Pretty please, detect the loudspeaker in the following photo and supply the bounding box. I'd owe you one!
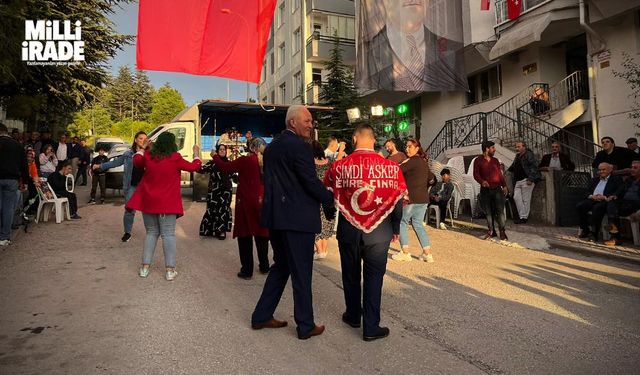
[193,172,209,202]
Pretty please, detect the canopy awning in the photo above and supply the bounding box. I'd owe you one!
[489,14,552,60]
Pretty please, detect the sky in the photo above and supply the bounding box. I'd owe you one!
[107,1,257,106]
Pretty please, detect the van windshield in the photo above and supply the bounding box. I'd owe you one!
[147,126,164,139]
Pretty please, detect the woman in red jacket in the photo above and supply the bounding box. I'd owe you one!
[213,137,269,280]
[126,132,202,281]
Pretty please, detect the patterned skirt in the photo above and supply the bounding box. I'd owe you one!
[315,208,335,241]
[199,187,233,236]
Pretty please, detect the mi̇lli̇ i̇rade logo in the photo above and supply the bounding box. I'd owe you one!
[22,20,85,66]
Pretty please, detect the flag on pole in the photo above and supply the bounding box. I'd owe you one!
[136,0,276,83]
[481,0,491,11]
[507,0,522,20]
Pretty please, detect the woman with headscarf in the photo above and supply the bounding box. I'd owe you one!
[392,138,436,263]
[198,144,233,239]
[212,137,270,280]
[126,132,202,281]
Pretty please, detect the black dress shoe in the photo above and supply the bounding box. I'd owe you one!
[363,327,390,342]
[237,272,252,280]
[578,230,592,239]
[342,313,360,328]
[259,267,270,275]
[298,325,325,340]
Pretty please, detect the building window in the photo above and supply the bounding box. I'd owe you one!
[279,82,286,104]
[293,27,301,54]
[277,2,285,28]
[293,71,301,98]
[466,65,502,105]
[270,52,275,74]
[278,42,286,67]
[312,68,322,83]
[292,0,300,13]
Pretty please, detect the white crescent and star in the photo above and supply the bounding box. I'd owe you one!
[351,185,385,216]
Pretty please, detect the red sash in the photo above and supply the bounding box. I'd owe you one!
[324,150,407,233]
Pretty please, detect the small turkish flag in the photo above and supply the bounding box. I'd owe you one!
[507,0,522,20]
[481,0,490,11]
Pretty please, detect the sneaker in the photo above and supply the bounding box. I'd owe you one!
[121,233,132,242]
[313,252,327,260]
[419,253,434,263]
[166,269,178,281]
[0,239,11,247]
[139,267,150,278]
[391,251,413,262]
[88,199,96,204]
[439,222,447,230]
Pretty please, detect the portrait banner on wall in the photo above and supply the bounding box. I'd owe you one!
[356,0,468,92]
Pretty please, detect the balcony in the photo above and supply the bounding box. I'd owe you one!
[305,81,324,105]
[305,32,356,64]
[495,0,552,25]
[305,0,355,16]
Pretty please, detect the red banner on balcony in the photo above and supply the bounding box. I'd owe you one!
[356,0,467,92]
[136,0,276,83]
[507,0,522,20]
[481,0,490,11]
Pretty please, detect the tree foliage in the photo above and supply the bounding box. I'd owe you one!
[0,0,133,130]
[66,102,113,138]
[106,66,153,122]
[148,84,186,126]
[111,118,154,139]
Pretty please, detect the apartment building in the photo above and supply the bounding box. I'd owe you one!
[257,0,356,105]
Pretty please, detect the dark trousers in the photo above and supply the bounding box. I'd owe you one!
[91,174,106,200]
[237,236,269,276]
[479,187,506,232]
[429,199,448,223]
[56,191,78,215]
[76,165,87,185]
[338,239,389,336]
[607,200,640,227]
[252,230,316,336]
[576,199,607,236]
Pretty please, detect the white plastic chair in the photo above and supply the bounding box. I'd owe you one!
[426,195,454,229]
[66,174,75,192]
[35,182,70,224]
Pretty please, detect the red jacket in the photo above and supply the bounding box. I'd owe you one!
[213,153,269,238]
[126,151,202,216]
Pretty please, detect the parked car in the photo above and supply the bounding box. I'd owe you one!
[92,137,126,159]
[104,143,130,191]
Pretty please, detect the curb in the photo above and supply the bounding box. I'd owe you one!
[547,238,640,265]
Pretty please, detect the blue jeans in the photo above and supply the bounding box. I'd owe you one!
[142,213,177,268]
[123,187,137,234]
[0,179,19,241]
[399,203,430,248]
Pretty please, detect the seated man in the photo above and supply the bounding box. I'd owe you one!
[539,142,575,171]
[604,160,640,245]
[575,163,621,240]
[46,160,81,220]
[529,86,550,115]
[429,168,454,230]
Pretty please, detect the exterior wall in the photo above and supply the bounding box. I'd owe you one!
[589,12,640,143]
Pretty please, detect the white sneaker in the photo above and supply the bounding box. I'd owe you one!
[314,252,327,260]
[391,251,413,262]
[0,240,10,246]
[139,267,150,278]
[165,269,178,281]
[419,253,434,263]
[439,222,447,230]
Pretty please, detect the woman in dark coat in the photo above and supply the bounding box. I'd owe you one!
[212,137,270,280]
[198,144,233,239]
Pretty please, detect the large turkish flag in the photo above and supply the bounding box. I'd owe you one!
[136,0,276,83]
[507,0,522,20]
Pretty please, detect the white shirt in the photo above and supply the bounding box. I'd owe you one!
[387,26,425,75]
[592,176,609,196]
[324,148,338,160]
[548,154,562,170]
[56,143,67,161]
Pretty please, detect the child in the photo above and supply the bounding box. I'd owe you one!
[89,147,109,204]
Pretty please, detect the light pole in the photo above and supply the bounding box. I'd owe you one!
[221,8,251,102]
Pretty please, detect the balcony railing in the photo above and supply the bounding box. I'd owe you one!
[305,32,356,64]
[305,81,325,105]
[495,0,552,24]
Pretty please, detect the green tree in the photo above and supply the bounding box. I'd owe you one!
[148,84,186,126]
[318,35,362,148]
[108,66,136,122]
[133,70,153,120]
[0,0,133,131]
[67,103,112,138]
[111,118,154,139]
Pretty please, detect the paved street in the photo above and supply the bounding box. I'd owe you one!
[1,187,639,375]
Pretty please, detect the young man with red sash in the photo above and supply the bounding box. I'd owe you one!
[324,124,407,341]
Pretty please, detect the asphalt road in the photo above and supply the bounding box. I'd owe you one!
[1,187,639,374]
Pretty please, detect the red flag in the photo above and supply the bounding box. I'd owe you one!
[507,0,522,20]
[136,0,276,83]
[481,0,490,11]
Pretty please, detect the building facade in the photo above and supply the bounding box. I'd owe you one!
[257,0,356,106]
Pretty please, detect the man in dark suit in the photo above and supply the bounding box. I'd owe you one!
[359,0,466,92]
[251,105,335,340]
[575,163,621,240]
[324,124,406,341]
[539,142,575,171]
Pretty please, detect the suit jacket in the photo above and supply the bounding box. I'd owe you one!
[362,26,466,92]
[612,178,640,201]
[261,130,334,233]
[539,153,575,171]
[586,175,622,199]
[336,200,403,246]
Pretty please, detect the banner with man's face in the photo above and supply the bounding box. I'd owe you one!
[356,0,467,92]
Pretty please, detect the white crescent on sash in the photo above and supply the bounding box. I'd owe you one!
[350,185,375,216]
